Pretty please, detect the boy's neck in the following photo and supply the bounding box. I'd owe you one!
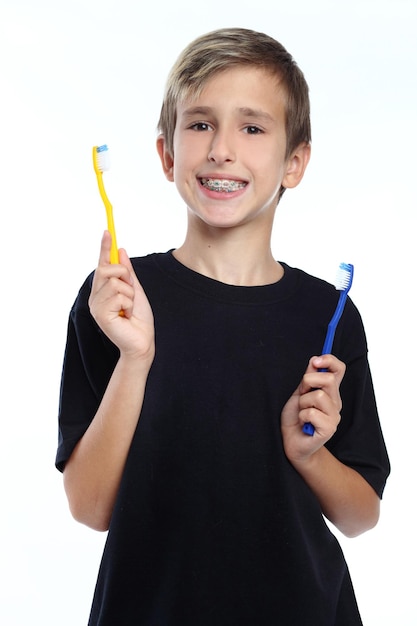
[173,226,283,287]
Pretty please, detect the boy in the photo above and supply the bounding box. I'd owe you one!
[56,28,390,625]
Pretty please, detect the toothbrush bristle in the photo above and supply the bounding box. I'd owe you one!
[334,262,354,291]
[95,144,110,172]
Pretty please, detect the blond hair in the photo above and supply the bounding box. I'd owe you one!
[157,27,311,161]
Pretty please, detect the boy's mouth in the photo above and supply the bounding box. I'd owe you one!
[200,178,247,193]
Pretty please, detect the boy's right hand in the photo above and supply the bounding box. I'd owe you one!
[89,231,155,362]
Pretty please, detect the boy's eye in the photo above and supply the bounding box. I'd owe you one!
[190,122,212,131]
[244,125,263,135]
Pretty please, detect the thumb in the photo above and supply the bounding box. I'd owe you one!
[118,247,134,273]
[118,248,140,290]
[118,248,152,315]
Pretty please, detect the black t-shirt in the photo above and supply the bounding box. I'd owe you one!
[56,252,390,626]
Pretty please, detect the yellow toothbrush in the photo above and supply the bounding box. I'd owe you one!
[92,144,119,264]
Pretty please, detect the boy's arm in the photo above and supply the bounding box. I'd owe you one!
[281,355,380,538]
[63,232,155,531]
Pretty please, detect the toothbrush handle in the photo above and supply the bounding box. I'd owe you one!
[96,172,119,264]
[302,290,348,436]
[321,291,347,355]
[95,171,124,316]
[105,201,119,265]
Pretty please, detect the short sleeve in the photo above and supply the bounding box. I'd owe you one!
[55,274,119,472]
[326,300,390,498]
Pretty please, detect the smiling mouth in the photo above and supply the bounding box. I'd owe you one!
[200,178,247,193]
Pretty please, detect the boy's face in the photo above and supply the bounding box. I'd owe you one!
[157,66,309,232]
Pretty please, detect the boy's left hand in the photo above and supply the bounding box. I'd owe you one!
[281,355,346,463]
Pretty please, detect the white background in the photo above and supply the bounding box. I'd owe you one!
[1,0,416,623]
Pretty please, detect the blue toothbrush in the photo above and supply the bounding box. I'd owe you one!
[303,262,354,436]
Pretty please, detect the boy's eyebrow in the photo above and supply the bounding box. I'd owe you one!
[237,107,275,123]
[181,106,213,119]
[181,106,275,123]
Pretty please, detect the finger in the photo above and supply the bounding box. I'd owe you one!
[90,264,133,314]
[118,248,135,275]
[118,248,147,297]
[299,385,342,424]
[94,242,133,286]
[302,370,337,391]
[119,248,148,287]
[300,356,345,390]
[299,406,340,438]
[299,386,340,414]
[98,230,113,266]
[300,397,341,426]
[117,249,155,326]
[90,277,135,321]
[301,371,343,411]
[311,354,346,378]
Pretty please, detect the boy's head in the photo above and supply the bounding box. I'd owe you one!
[157,27,311,163]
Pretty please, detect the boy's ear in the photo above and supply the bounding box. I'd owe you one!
[156,134,174,182]
[281,142,311,190]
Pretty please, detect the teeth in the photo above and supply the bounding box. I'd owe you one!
[201,178,246,192]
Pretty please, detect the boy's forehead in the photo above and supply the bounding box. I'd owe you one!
[179,65,287,107]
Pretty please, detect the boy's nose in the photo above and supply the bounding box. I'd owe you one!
[207,131,235,163]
